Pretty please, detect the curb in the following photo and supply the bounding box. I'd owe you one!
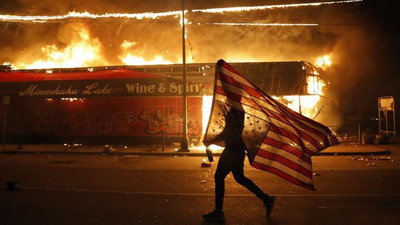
[0,149,391,156]
[315,149,391,156]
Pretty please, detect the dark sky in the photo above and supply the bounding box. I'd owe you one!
[0,0,399,127]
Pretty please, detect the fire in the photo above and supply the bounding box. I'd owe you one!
[198,22,319,27]
[119,40,173,65]
[202,95,213,134]
[18,25,108,69]
[315,55,332,70]
[14,26,177,69]
[307,73,324,95]
[0,0,363,23]
[192,0,362,13]
[0,11,180,22]
[121,55,173,65]
[274,95,321,119]
[2,1,360,69]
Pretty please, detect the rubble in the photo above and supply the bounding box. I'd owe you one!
[6,181,20,190]
[348,156,393,162]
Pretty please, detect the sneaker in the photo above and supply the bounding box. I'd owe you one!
[202,210,225,222]
[263,196,275,217]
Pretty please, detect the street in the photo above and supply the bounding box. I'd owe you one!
[1,145,400,225]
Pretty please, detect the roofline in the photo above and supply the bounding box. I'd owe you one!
[1,61,313,73]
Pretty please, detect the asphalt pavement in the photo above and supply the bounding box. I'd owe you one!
[1,143,399,225]
[1,144,399,225]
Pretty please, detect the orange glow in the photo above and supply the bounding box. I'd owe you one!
[121,54,173,65]
[273,95,321,119]
[307,74,324,95]
[17,25,107,69]
[0,1,362,23]
[202,95,213,134]
[0,11,180,22]
[315,55,332,70]
[119,40,173,65]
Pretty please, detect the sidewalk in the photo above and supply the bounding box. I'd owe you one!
[0,142,392,156]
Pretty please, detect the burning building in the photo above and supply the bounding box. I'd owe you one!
[0,61,326,146]
[1,0,360,146]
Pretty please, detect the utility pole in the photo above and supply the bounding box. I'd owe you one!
[179,0,189,152]
[2,96,10,150]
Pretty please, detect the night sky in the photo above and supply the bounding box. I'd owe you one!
[0,0,399,129]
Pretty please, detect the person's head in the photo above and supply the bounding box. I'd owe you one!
[224,107,244,136]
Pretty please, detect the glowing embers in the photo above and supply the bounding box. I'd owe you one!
[46,98,86,102]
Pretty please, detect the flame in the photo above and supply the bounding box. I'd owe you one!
[121,55,173,65]
[315,55,332,70]
[273,95,321,118]
[197,22,319,27]
[119,40,173,65]
[18,25,107,69]
[0,10,180,22]
[202,95,213,134]
[192,0,362,13]
[0,0,362,23]
[271,70,325,118]
[307,74,324,95]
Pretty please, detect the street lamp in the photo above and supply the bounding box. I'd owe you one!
[179,0,189,152]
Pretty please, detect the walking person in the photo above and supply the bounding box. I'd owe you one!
[202,108,275,222]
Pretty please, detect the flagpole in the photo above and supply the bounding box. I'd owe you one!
[179,0,189,152]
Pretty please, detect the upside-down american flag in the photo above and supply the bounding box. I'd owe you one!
[203,59,339,190]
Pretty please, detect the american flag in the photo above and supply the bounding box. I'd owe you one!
[203,59,338,190]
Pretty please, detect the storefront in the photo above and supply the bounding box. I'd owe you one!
[0,68,207,145]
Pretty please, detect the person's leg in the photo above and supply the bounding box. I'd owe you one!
[214,159,230,212]
[232,166,275,217]
[232,166,269,200]
[203,155,230,222]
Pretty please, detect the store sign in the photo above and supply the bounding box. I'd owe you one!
[379,96,395,111]
[1,78,210,98]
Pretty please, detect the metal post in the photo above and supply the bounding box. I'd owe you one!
[393,101,396,140]
[2,103,7,150]
[385,111,389,135]
[179,0,189,152]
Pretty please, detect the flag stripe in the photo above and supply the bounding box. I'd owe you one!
[215,94,270,122]
[217,73,328,149]
[219,67,335,144]
[262,137,311,163]
[252,159,314,190]
[256,148,312,178]
[264,105,329,143]
[264,131,305,157]
[269,124,315,156]
[216,84,321,154]
[216,86,263,112]
[252,156,312,184]
[204,59,338,190]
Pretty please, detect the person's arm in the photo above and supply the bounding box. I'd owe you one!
[203,130,225,147]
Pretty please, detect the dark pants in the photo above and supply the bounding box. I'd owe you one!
[214,151,268,212]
